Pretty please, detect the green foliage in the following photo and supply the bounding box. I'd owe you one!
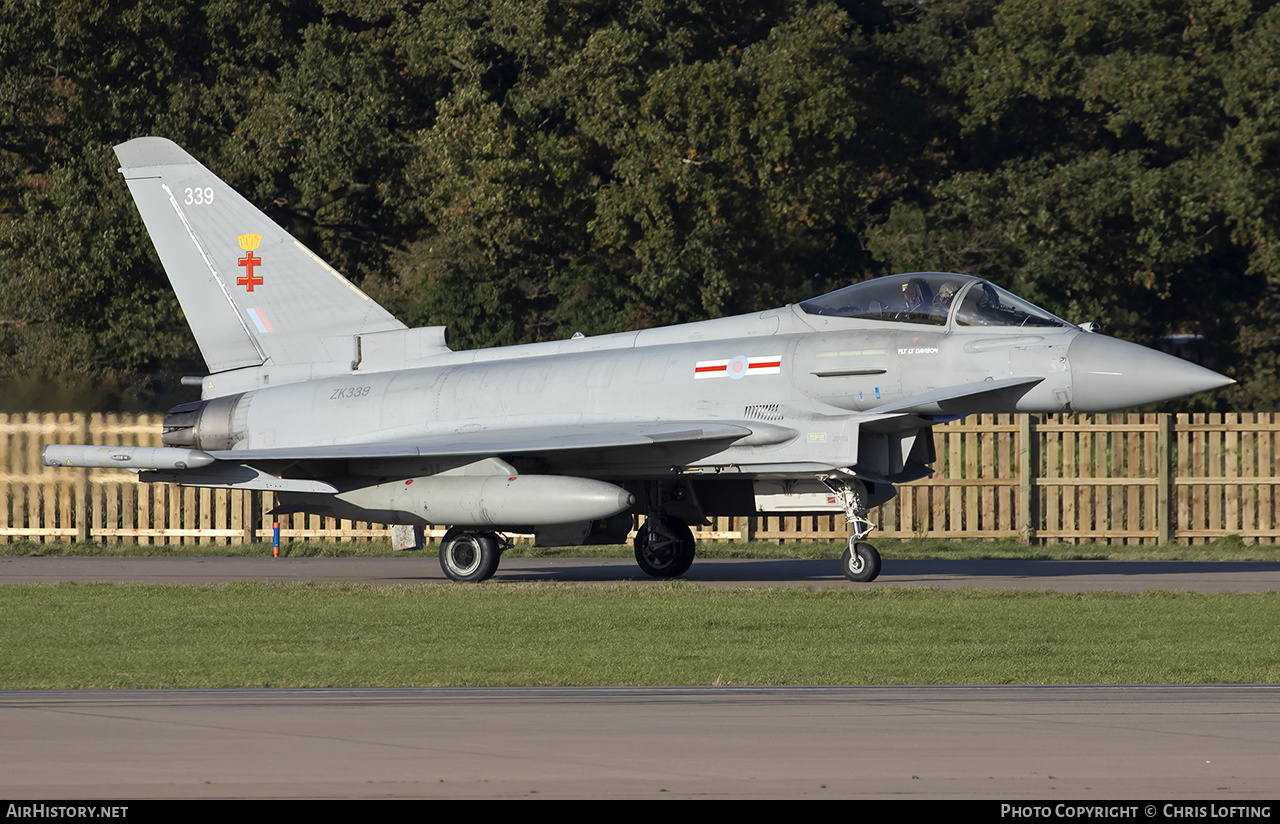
[870,0,1280,409]
[0,0,1270,409]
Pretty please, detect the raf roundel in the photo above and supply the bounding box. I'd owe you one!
[693,355,783,380]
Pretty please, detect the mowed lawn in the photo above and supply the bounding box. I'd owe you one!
[2,582,1277,688]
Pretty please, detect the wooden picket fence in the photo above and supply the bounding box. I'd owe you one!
[3,412,1277,545]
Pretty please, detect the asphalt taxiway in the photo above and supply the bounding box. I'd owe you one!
[3,686,1280,799]
[3,555,1280,591]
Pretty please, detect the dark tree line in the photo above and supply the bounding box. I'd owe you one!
[2,0,1275,410]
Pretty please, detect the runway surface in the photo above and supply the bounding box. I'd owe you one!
[6,557,1278,799]
[4,555,1280,591]
[3,686,1280,799]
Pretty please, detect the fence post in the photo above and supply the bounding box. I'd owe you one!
[1019,414,1036,544]
[240,489,260,545]
[76,413,90,544]
[1158,412,1172,545]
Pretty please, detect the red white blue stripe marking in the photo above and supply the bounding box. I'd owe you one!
[694,355,782,380]
[246,307,275,334]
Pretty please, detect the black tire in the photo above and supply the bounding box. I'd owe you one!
[842,541,882,582]
[633,516,696,578]
[439,530,501,582]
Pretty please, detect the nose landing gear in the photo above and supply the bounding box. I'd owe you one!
[842,540,882,582]
[821,477,883,583]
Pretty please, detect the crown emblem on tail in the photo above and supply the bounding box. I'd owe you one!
[237,233,262,251]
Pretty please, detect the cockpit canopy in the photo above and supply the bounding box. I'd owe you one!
[799,273,1071,329]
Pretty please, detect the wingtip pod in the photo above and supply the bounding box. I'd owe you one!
[42,445,216,470]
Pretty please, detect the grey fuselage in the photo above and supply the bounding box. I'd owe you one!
[182,298,1084,485]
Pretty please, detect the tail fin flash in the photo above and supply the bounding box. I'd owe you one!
[114,137,405,375]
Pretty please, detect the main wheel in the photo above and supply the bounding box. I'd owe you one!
[633,516,696,578]
[842,541,882,582]
[439,530,501,582]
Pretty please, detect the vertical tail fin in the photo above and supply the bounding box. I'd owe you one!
[114,137,404,375]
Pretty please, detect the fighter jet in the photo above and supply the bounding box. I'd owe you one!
[43,137,1234,582]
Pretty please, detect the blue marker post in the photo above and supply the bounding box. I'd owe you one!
[273,521,280,558]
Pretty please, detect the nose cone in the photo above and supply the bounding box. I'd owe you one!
[1068,333,1234,411]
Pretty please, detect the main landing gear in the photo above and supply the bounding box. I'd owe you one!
[632,480,700,579]
[438,528,510,582]
[633,515,696,578]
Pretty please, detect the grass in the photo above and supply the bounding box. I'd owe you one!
[4,536,1277,690]
[3,534,1279,561]
[1,582,1278,688]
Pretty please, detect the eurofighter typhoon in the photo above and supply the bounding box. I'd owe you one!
[43,138,1234,582]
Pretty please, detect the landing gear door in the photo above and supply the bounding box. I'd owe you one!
[752,480,844,512]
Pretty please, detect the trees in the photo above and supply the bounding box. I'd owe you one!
[0,0,1265,409]
[871,0,1280,408]
[381,1,907,343]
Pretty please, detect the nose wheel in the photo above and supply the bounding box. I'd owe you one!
[842,540,881,582]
